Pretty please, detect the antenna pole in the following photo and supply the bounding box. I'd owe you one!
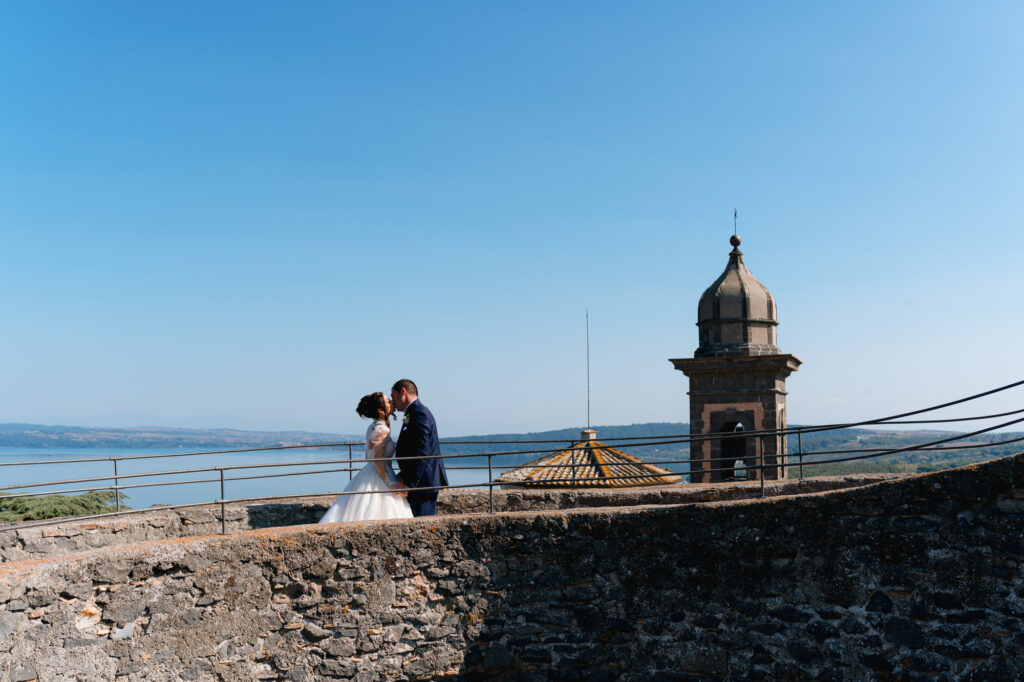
[586,309,591,430]
[733,208,738,236]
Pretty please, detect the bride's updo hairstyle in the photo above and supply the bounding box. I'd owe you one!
[356,392,390,422]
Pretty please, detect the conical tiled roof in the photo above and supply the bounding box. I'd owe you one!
[495,430,683,488]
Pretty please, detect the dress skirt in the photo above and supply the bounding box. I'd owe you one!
[318,463,413,523]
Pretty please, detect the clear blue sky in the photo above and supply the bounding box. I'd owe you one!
[2,2,1022,435]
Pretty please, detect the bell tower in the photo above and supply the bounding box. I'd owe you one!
[670,234,801,483]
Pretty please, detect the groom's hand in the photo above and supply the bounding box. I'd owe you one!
[390,481,409,497]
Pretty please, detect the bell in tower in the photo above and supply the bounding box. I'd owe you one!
[670,234,801,483]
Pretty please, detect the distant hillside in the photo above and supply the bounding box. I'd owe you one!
[789,427,1024,475]
[0,421,1019,476]
[0,423,359,449]
[441,423,1024,476]
[440,423,689,468]
[447,422,689,442]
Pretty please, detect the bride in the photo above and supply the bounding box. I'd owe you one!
[318,392,412,523]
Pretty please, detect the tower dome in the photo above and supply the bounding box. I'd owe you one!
[695,235,780,357]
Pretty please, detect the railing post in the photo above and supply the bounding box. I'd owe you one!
[348,445,354,481]
[759,435,766,498]
[112,458,121,512]
[487,454,494,514]
[798,430,804,482]
[571,446,577,489]
[219,468,226,535]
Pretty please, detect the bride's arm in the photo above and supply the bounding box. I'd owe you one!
[368,428,406,492]
[367,431,391,482]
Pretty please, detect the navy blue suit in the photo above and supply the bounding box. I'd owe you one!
[395,400,448,517]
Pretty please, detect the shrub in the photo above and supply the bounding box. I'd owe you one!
[0,491,129,522]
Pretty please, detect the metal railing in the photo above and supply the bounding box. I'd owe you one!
[1,379,1022,532]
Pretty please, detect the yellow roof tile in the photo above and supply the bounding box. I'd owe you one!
[495,438,682,488]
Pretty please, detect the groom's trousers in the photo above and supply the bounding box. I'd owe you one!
[408,495,437,518]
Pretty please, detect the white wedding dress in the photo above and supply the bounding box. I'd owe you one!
[318,419,413,523]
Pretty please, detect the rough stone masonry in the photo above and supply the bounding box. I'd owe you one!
[0,456,1021,681]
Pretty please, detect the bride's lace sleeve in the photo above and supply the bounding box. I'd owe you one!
[367,421,390,458]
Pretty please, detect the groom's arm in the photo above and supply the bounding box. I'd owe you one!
[408,410,435,490]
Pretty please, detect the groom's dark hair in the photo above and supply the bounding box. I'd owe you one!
[392,379,418,396]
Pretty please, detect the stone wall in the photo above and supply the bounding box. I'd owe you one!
[0,457,1021,681]
[0,475,893,562]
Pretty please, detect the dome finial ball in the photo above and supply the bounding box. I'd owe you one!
[730,234,741,247]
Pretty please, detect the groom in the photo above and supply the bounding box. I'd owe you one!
[391,379,448,517]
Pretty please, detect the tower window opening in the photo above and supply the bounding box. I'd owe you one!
[718,421,746,482]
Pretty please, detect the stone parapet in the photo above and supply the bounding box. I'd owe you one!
[0,475,898,562]
[0,456,1020,680]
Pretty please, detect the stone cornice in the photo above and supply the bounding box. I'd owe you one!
[669,353,802,378]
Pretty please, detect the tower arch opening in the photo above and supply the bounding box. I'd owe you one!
[718,420,748,481]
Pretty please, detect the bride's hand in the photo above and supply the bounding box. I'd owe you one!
[390,481,408,497]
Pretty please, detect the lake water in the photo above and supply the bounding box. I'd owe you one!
[0,447,491,510]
